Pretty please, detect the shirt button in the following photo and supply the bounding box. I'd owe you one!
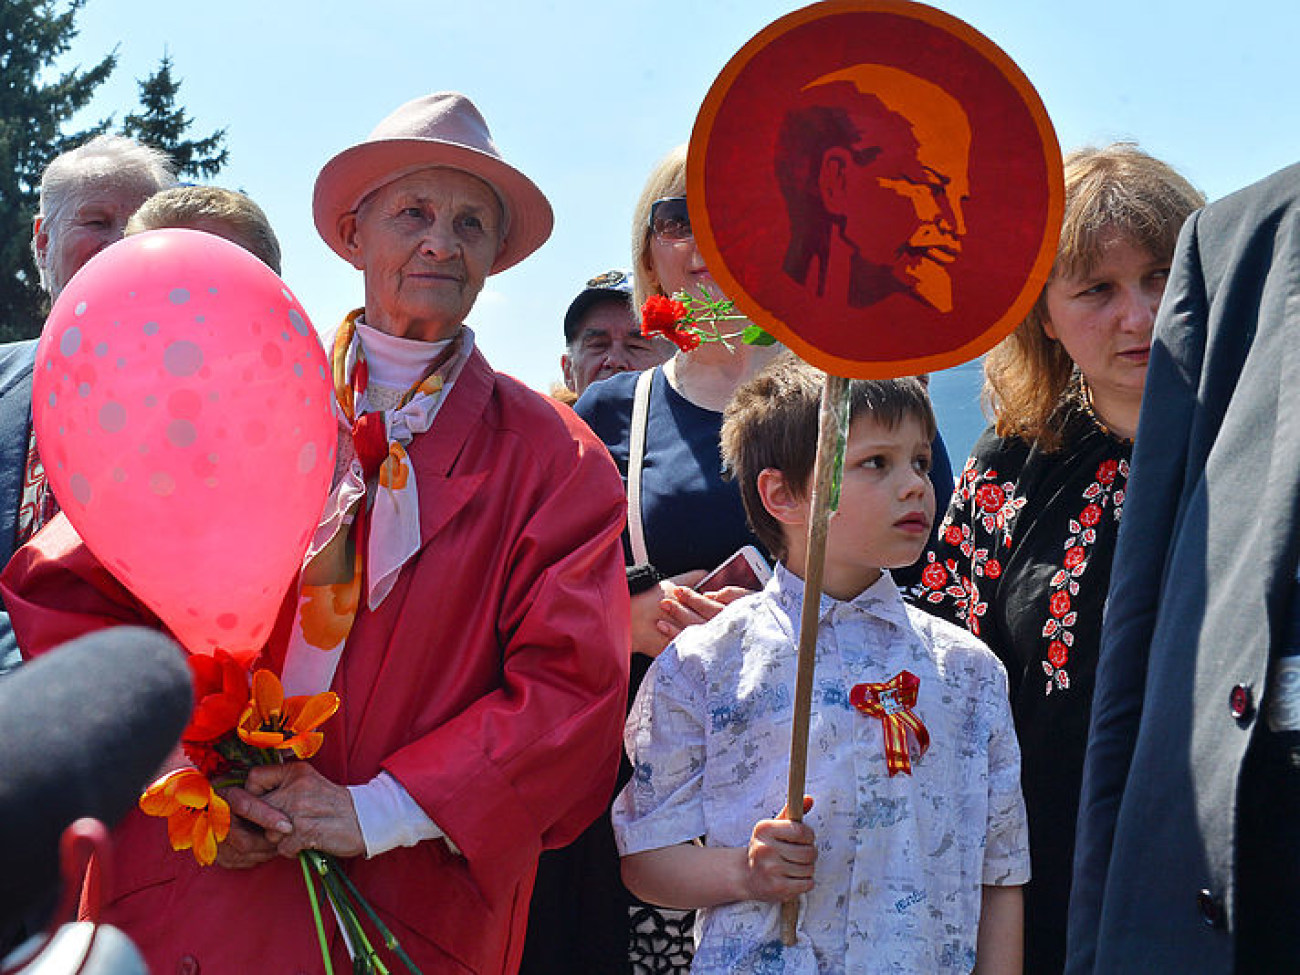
[1197,888,1224,928]
[1229,684,1254,721]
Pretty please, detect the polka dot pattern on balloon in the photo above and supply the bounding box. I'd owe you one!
[33,228,337,658]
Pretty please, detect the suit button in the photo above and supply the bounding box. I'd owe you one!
[1230,684,1254,721]
[1197,888,1224,928]
[177,955,200,975]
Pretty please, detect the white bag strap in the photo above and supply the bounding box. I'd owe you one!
[626,368,655,566]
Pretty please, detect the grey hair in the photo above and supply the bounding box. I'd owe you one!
[33,135,178,289]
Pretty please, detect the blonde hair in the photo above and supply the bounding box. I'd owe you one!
[630,144,688,315]
[126,186,282,275]
[984,143,1204,449]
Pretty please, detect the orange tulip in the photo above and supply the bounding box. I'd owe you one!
[139,768,231,866]
[237,669,340,759]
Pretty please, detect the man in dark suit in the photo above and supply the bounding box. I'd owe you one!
[0,135,174,673]
[1068,162,1300,973]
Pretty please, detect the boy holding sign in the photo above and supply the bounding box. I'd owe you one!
[612,356,1027,973]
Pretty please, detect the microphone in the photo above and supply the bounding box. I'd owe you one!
[0,627,193,926]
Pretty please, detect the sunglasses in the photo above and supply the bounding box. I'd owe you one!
[648,197,692,242]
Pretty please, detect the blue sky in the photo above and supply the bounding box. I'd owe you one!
[64,0,1300,452]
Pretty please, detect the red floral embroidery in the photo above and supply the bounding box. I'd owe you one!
[1049,591,1071,617]
[923,441,1129,700]
[975,484,1005,512]
[921,562,947,590]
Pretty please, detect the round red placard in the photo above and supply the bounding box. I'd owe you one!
[689,0,1063,378]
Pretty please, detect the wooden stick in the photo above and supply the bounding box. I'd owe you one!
[780,374,849,945]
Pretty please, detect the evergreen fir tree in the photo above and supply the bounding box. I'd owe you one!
[122,53,228,180]
[0,0,115,341]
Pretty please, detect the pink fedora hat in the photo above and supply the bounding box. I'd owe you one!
[313,91,553,274]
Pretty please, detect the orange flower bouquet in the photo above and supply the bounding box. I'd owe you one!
[140,651,420,975]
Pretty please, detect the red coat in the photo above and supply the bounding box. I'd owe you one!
[1,348,631,975]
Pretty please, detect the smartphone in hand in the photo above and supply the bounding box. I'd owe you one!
[697,545,772,594]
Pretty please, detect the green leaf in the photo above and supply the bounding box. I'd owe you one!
[742,324,777,347]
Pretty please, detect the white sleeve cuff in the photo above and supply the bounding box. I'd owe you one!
[347,772,460,858]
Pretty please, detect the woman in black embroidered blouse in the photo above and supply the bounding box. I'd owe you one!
[912,145,1204,974]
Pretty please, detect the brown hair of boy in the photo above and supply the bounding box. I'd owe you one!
[721,353,935,561]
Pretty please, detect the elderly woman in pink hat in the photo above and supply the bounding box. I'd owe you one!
[3,92,631,975]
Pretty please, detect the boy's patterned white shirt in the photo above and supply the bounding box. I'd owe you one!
[612,565,1029,975]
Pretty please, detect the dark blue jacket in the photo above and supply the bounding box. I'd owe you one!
[0,340,38,674]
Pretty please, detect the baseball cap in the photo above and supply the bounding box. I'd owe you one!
[563,269,634,343]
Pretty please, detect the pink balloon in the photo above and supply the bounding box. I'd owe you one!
[33,229,337,659]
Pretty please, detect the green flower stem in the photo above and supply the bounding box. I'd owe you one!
[326,853,424,975]
[308,851,390,975]
[300,853,335,975]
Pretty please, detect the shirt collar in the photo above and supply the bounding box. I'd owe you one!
[771,561,911,629]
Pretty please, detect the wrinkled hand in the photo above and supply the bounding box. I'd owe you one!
[744,797,817,902]
[241,762,366,859]
[215,785,290,870]
[630,570,707,658]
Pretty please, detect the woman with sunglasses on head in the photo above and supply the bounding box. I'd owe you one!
[520,145,781,975]
[579,145,785,666]
[911,144,1203,974]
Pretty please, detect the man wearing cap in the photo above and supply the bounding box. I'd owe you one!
[3,92,630,975]
[561,269,670,398]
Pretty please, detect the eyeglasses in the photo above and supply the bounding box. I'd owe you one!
[648,197,692,242]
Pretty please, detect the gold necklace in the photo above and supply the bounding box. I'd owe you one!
[1079,378,1134,445]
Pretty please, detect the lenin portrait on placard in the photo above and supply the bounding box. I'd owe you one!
[689,3,1061,379]
[776,66,971,315]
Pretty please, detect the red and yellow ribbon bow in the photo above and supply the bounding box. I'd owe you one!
[850,670,930,776]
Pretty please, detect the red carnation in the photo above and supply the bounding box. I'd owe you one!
[668,328,701,352]
[1079,503,1103,527]
[640,295,688,338]
[975,484,1005,512]
[921,562,948,590]
[1050,591,1072,617]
